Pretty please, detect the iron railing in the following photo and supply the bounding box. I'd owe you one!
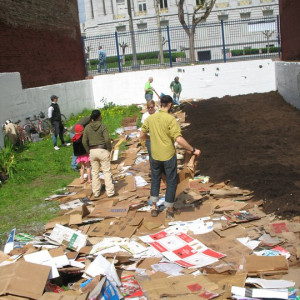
[82,16,280,75]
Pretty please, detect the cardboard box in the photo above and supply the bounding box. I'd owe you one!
[245,255,289,276]
[0,260,51,299]
[49,224,87,251]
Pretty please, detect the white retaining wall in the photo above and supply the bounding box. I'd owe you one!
[0,73,94,147]
[92,59,276,106]
[0,59,277,147]
[275,61,300,110]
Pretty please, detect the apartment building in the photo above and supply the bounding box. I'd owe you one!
[83,0,278,36]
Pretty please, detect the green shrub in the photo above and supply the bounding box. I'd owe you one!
[231,49,244,57]
[244,48,259,55]
[90,51,186,66]
[0,142,17,181]
[262,46,279,54]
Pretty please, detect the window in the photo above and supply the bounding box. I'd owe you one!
[197,50,211,61]
[137,23,147,29]
[160,20,169,27]
[116,25,126,32]
[160,0,168,9]
[263,9,273,17]
[240,12,251,19]
[218,14,228,21]
[138,0,147,12]
[116,0,124,3]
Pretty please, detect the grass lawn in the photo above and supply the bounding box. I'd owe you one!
[0,104,141,247]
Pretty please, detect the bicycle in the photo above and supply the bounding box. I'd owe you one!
[23,116,39,141]
[33,112,52,136]
[23,112,55,139]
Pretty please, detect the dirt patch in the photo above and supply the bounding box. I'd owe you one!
[182,91,300,219]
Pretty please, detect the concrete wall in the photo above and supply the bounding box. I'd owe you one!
[92,59,276,107]
[0,73,94,147]
[0,59,277,147]
[279,0,300,61]
[0,0,86,88]
[275,62,300,110]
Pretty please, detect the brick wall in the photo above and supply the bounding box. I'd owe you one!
[0,0,86,88]
[279,0,300,61]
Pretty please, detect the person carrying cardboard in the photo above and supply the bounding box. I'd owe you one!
[140,95,200,219]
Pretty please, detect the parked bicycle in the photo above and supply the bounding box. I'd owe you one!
[23,112,55,139]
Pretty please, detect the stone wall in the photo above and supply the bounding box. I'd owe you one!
[0,0,86,88]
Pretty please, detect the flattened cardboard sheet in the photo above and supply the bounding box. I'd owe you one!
[0,260,50,299]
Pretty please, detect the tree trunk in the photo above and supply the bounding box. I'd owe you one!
[122,49,126,64]
[189,26,196,64]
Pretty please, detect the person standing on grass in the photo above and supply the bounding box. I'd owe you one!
[140,95,201,219]
[144,77,155,101]
[71,124,92,184]
[82,110,115,198]
[98,46,108,74]
[69,116,90,171]
[48,95,70,151]
[170,76,182,106]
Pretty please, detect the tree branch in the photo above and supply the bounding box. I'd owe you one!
[193,0,216,26]
[178,0,190,37]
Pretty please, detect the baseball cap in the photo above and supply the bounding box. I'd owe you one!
[50,95,58,101]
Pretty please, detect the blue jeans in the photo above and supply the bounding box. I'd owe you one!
[149,154,177,208]
[145,93,153,101]
[146,139,151,157]
[173,94,180,106]
[98,61,108,73]
[52,121,64,146]
[69,132,77,169]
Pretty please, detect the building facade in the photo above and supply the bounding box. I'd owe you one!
[83,0,278,36]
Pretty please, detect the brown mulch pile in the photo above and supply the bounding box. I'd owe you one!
[182,91,300,219]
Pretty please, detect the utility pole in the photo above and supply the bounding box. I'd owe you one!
[127,0,139,69]
[155,0,164,64]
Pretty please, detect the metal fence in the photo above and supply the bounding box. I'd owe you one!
[82,16,280,75]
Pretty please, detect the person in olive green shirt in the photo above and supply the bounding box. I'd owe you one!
[170,76,182,106]
[82,110,115,198]
[144,77,154,101]
[140,95,200,219]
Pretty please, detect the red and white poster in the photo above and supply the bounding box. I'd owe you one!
[140,228,225,268]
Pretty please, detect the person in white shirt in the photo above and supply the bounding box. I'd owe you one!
[141,100,156,156]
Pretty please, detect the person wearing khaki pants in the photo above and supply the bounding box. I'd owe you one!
[82,110,115,198]
[89,148,114,197]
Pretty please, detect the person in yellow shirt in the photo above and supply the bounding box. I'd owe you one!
[140,95,200,219]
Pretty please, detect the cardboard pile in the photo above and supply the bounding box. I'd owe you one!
[1,106,300,300]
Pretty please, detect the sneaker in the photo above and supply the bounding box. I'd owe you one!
[151,209,159,217]
[108,192,119,198]
[54,146,60,151]
[166,209,175,219]
[62,143,71,147]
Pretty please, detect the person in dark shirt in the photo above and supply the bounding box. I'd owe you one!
[71,124,91,184]
[69,116,90,170]
[47,95,70,150]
